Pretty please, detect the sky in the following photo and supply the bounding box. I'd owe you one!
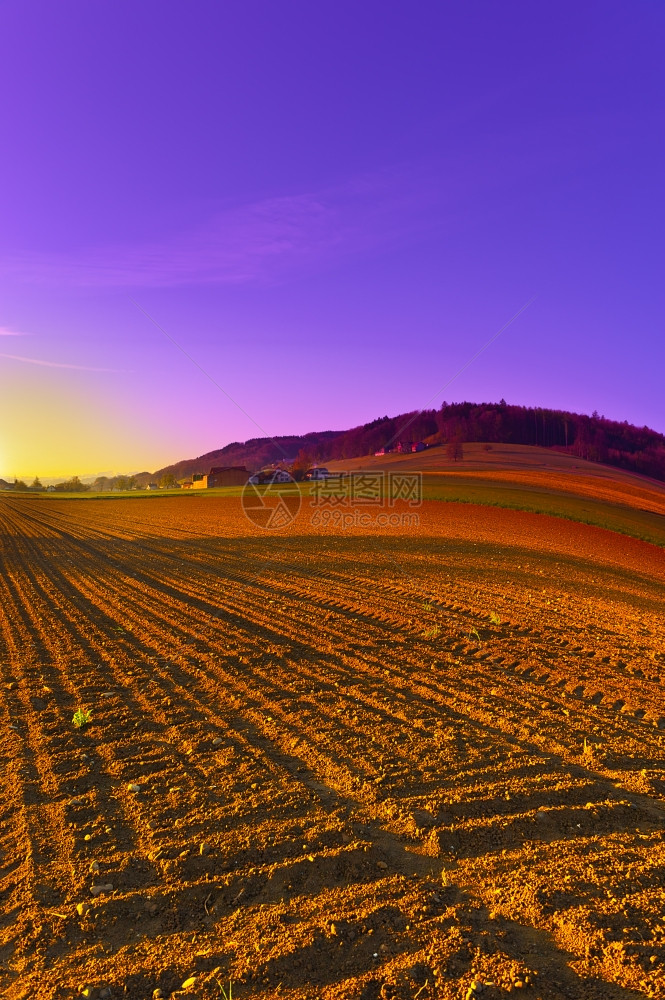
[1,0,663,478]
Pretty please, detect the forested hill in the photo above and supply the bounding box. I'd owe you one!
[154,402,665,483]
[153,431,341,483]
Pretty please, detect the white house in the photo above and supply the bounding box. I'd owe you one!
[249,469,292,485]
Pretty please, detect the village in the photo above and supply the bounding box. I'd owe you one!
[174,441,428,489]
[1,442,429,493]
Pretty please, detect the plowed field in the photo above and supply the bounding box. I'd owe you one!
[1,495,664,1000]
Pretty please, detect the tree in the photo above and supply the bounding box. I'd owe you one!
[54,476,89,492]
[31,477,42,489]
[159,473,177,489]
[115,476,129,491]
[446,438,464,462]
[13,478,28,491]
[290,448,313,481]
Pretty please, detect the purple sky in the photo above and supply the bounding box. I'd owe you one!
[1,1,663,476]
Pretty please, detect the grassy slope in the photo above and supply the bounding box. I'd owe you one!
[420,479,665,547]
[332,442,665,547]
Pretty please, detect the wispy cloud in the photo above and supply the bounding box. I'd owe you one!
[0,169,443,289]
[0,353,128,372]
[0,325,28,336]
[0,123,619,292]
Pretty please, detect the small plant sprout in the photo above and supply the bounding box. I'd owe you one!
[72,707,92,728]
[423,602,433,612]
[468,627,481,644]
[489,610,501,625]
[423,625,440,639]
[215,980,233,1000]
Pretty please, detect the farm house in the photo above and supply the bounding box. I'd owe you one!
[190,466,250,488]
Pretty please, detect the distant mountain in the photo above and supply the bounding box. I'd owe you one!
[154,431,341,481]
[154,402,665,484]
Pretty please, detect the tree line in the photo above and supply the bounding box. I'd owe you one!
[291,401,665,482]
[8,476,91,492]
[91,473,178,491]
[8,473,180,492]
[11,401,665,492]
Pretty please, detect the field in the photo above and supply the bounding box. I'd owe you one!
[1,478,664,1000]
[330,444,665,548]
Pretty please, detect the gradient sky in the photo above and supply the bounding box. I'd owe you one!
[1,1,663,478]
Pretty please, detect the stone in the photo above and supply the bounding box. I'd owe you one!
[153,991,164,999]
[376,860,388,870]
[127,783,141,793]
[181,976,197,990]
[412,808,436,830]
[200,841,210,855]
[89,860,100,873]
[212,737,224,746]
[90,883,113,896]
[76,902,91,917]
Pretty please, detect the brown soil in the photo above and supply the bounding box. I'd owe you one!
[330,442,665,516]
[0,495,664,1000]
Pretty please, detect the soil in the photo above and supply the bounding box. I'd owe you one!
[0,494,664,1000]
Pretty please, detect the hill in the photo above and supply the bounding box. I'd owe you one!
[154,430,341,482]
[153,401,665,483]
